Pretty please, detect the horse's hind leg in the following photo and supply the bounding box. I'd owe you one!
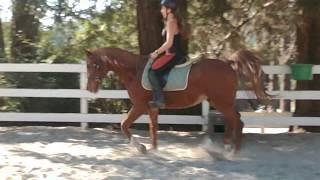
[223,110,244,151]
[208,101,233,150]
[223,123,233,150]
[209,100,244,151]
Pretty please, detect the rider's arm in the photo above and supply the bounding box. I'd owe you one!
[155,17,175,54]
[151,14,177,58]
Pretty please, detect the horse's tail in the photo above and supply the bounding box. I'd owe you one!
[227,49,272,102]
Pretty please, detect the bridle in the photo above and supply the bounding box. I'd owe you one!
[87,62,105,83]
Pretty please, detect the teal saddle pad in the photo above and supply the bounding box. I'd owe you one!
[142,59,192,91]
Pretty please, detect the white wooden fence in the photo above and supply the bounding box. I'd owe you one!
[0,63,319,129]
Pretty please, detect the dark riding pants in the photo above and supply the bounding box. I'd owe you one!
[148,55,186,107]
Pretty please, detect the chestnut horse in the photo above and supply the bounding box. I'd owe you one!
[85,47,270,153]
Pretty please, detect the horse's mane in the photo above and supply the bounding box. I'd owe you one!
[93,47,148,73]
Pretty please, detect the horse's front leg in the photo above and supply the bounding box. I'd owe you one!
[148,107,159,150]
[121,105,146,153]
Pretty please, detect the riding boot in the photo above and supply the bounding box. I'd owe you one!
[148,69,165,108]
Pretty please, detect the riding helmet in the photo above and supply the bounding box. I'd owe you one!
[161,0,177,10]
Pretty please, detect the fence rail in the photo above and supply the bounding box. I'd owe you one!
[0,63,319,128]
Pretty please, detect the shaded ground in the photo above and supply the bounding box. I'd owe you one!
[0,126,319,179]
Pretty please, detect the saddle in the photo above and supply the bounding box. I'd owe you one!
[141,59,197,91]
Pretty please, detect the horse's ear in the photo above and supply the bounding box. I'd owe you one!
[84,49,92,56]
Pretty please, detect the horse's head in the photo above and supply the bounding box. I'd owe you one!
[85,47,144,93]
[85,49,111,93]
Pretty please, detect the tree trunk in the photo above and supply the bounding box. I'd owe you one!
[54,0,65,24]
[136,0,163,55]
[0,18,5,58]
[136,0,188,55]
[295,3,320,131]
[11,0,41,62]
[10,0,43,113]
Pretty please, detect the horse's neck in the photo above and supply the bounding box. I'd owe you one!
[102,48,147,85]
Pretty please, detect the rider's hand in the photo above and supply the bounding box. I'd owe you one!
[150,52,158,60]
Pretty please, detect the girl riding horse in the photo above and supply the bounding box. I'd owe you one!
[148,0,187,108]
[85,0,271,154]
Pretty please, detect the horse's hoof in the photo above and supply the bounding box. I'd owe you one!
[138,144,147,154]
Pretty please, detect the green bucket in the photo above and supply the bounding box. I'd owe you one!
[290,64,313,80]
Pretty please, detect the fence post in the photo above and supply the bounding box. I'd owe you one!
[201,100,209,131]
[80,63,88,129]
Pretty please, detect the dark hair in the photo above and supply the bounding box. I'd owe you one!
[161,0,189,39]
